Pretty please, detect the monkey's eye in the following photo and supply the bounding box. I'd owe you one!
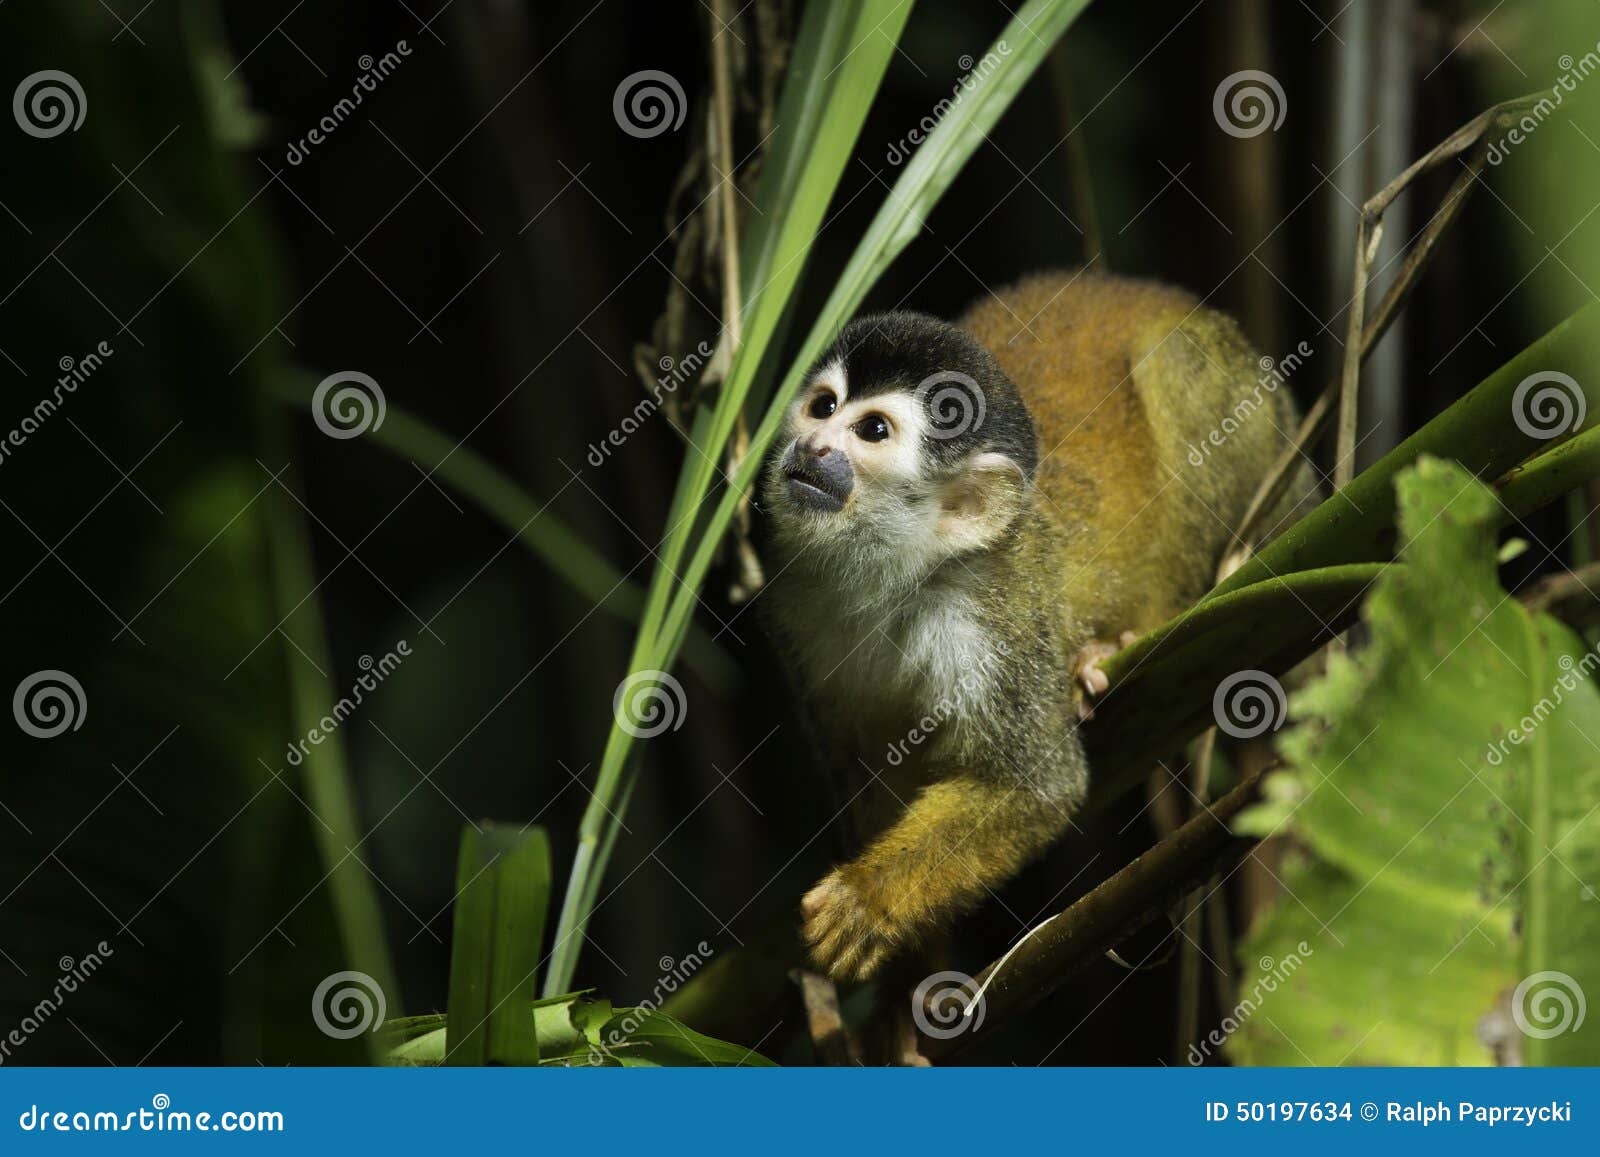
[808,392,837,419]
[855,414,890,443]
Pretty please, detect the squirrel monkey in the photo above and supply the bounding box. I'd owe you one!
[761,270,1316,982]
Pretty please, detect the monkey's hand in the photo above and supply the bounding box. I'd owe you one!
[800,773,1079,982]
[801,869,905,982]
[1070,631,1137,720]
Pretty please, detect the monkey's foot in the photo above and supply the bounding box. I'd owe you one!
[801,871,901,983]
[1072,631,1138,720]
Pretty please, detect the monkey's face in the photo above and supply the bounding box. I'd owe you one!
[763,314,1039,579]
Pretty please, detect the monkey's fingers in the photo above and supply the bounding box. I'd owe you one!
[1071,635,1134,719]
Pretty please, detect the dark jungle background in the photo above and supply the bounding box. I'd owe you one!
[0,0,1590,1065]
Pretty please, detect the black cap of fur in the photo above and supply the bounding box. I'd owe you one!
[813,311,1038,479]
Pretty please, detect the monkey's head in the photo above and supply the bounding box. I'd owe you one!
[763,312,1039,583]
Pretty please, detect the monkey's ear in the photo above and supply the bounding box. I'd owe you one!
[934,451,1028,553]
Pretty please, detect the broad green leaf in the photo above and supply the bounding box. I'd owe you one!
[383,995,772,1066]
[445,825,551,1065]
[1231,458,1600,1066]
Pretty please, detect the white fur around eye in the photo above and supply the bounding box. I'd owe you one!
[836,393,927,481]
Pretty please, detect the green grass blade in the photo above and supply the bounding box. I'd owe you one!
[445,824,551,1065]
[544,0,917,996]
[659,0,1097,664]
[546,0,1097,998]
[264,478,402,1060]
[267,372,737,691]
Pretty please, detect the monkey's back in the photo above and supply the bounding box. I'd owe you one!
[959,271,1309,637]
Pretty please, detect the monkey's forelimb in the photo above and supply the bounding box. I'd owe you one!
[801,773,1075,981]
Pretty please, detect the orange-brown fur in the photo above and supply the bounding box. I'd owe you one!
[770,271,1316,995]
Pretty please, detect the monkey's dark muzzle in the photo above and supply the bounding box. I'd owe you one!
[781,447,852,513]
